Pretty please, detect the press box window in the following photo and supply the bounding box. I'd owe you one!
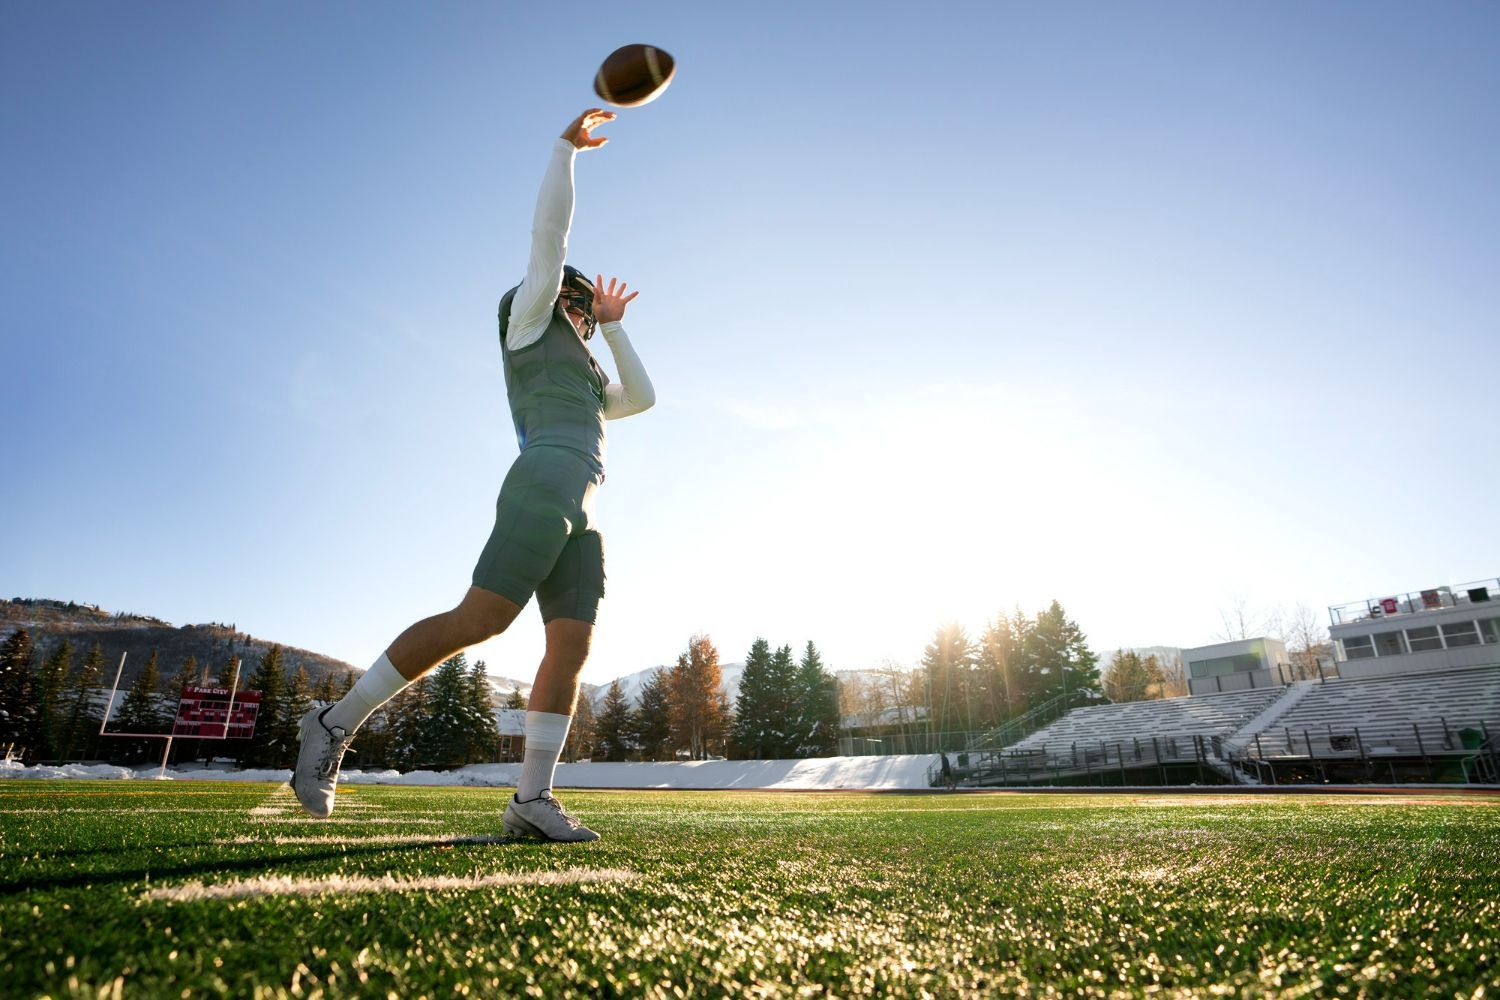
[1341,636,1375,660]
[1441,621,1481,648]
[1374,631,1407,656]
[1405,626,1443,652]
[1480,618,1500,644]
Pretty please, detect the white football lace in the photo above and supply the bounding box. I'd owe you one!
[317,727,355,778]
[543,796,582,829]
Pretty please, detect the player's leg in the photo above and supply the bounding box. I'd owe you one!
[293,452,573,817]
[517,616,594,796]
[504,531,605,842]
[291,587,523,818]
[384,586,525,681]
[330,585,524,733]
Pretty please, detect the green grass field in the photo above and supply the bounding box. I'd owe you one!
[1,782,1496,998]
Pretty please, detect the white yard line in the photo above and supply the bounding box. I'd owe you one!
[0,807,252,815]
[213,834,507,847]
[249,785,298,816]
[249,816,444,825]
[144,867,640,902]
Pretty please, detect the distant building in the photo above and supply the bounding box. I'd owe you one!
[495,708,527,762]
[1182,637,1291,696]
[1328,576,1500,680]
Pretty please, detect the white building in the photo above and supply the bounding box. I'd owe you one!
[1328,577,1500,680]
[1182,637,1291,696]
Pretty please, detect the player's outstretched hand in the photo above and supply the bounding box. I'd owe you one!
[562,109,616,150]
[593,275,638,324]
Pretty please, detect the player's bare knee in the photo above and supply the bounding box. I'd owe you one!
[544,621,593,670]
[454,586,522,642]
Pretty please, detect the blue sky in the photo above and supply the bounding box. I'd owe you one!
[5,2,1497,683]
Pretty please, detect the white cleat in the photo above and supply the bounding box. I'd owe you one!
[503,792,600,842]
[291,707,355,819]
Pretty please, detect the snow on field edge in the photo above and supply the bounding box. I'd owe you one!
[0,755,939,790]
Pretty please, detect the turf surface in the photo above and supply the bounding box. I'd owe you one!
[1,781,1496,997]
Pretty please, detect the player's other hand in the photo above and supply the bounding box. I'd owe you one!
[593,275,638,324]
[562,109,615,150]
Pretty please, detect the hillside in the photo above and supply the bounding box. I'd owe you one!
[2,599,713,706]
[2,598,359,690]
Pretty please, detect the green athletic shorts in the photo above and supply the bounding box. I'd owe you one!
[471,446,606,623]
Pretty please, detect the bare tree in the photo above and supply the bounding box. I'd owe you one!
[1280,601,1331,681]
[1215,595,1263,641]
[1155,649,1189,698]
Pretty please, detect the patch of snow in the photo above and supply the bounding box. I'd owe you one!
[0,755,940,790]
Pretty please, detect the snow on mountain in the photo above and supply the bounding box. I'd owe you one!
[486,675,531,703]
[595,662,747,707]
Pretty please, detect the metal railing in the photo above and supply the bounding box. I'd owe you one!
[963,689,1112,752]
[928,717,1499,788]
[1225,718,1497,785]
[1329,578,1499,626]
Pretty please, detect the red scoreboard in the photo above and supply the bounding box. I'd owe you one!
[172,686,262,739]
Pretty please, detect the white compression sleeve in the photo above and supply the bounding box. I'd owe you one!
[600,321,656,419]
[505,139,577,353]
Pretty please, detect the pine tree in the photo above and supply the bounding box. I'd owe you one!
[504,688,527,710]
[311,670,338,705]
[465,659,498,764]
[567,692,596,762]
[1024,600,1101,704]
[272,666,314,767]
[977,611,1027,724]
[423,654,471,766]
[921,622,978,738]
[161,655,196,704]
[113,649,169,762]
[0,629,38,759]
[730,638,776,759]
[794,641,840,757]
[763,644,801,757]
[1102,650,1167,703]
[593,679,635,761]
[633,667,673,761]
[60,643,105,760]
[387,676,431,771]
[244,645,287,768]
[669,635,729,760]
[35,639,74,760]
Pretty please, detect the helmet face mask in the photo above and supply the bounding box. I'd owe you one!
[559,266,597,339]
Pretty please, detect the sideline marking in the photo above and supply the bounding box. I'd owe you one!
[0,790,323,798]
[144,867,639,902]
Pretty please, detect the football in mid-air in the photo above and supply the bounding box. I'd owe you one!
[594,44,676,107]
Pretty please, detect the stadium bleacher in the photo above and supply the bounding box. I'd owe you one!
[1005,687,1285,754]
[953,665,1500,787]
[1258,666,1499,736]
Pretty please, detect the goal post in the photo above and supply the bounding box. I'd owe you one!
[99,654,256,778]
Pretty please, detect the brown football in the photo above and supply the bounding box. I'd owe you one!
[593,44,676,108]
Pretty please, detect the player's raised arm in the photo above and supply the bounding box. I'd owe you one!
[505,109,616,352]
[594,275,655,418]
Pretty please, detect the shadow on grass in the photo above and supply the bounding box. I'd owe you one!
[0,835,528,897]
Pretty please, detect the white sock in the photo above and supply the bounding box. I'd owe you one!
[516,711,571,800]
[324,652,410,733]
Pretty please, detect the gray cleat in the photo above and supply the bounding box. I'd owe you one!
[503,792,600,842]
[291,707,355,819]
